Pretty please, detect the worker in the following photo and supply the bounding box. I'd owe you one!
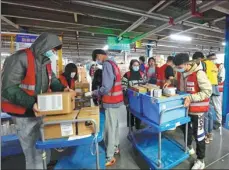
[89,64,96,80]
[214,57,225,102]
[139,56,147,73]
[166,53,212,169]
[1,33,74,169]
[92,68,102,106]
[192,52,213,143]
[91,49,124,166]
[146,57,157,84]
[192,52,206,71]
[205,54,222,130]
[157,56,175,88]
[59,63,78,89]
[122,59,145,130]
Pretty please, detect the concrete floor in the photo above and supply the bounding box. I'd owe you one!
[2,107,229,169]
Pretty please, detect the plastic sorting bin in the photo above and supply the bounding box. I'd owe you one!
[142,92,188,125]
[127,89,144,115]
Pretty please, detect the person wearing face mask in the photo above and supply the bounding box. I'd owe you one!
[205,54,222,130]
[169,53,212,170]
[122,59,145,130]
[145,57,157,84]
[59,63,78,89]
[1,33,75,169]
[91,49,125,167]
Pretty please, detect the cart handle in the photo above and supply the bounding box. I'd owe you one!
[160,105,188,125]
[40,118,98,142]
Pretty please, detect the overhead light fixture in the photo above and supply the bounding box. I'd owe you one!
[170,34,192,41]
[103,45,109,50]
[222,42,226,46]
[1,52,10,57]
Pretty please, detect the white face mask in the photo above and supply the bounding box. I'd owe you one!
[97,65,103,70]
[71,72,76,78]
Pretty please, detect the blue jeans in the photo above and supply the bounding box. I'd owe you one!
[204,112,213,134]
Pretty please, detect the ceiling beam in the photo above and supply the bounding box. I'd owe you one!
[118,0,165,38]
[213,6,229,15]
[131,1,225,42]
[1,16,19,29]
[156,0,175,12]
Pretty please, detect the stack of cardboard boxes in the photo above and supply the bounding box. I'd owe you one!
[77,67,88,83]
[75,82,91,109]
[37,92,99,140]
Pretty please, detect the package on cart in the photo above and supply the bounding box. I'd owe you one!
[131,85,147,93]
[75,97,91,109]
[43,110,79,140]
[75,82,90,95]
[140,84,159,92]
[150,89,162,98]
[163,87,177,97]
[37,92,75,116]
[77,106,100,136]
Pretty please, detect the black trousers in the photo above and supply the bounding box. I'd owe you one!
[181,114,205,160]
[126,106,141,129]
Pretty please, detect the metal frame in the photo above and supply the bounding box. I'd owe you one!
[39,118,100,170]
[128,104,188,169]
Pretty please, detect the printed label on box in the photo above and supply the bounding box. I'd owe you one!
[60,123,73,136]
[38,94,63,111]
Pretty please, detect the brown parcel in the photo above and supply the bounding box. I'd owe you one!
[77,106,100,136]
[37,92,75,116]
[140,84,159,92]
[43,110,79,140]
[131,86,147,93]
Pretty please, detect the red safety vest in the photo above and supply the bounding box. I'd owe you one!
[59,75,75,90]
[157,64,171,88]
[216,64,224,92]
[177,71,209,113]
[126,71,144,79]
[1,48,52,115]
[102,60,123,104]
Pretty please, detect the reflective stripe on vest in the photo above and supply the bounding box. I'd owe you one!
[1,48,52,115]
[102,60,123,104]
[178,71,209,113]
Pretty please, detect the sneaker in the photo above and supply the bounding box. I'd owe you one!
[114,146,120,155]
[191,160,205,170]
[208,133,213,141]
[188,146,195,155]
[105,157,116,167]
[205,137,210,144]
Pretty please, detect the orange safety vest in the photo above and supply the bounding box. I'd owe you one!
[216,64,224,92]
[59,75,75,90]
[1,48,52,115]
[177,71,210,113]
[102,60,123,104]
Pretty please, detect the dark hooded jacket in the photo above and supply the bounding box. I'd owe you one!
[2,33,64,117]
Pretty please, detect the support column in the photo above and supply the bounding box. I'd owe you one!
[124,51,128,64]
[146,40,153,58]
[223,15,229,118]
[57,36,63,78]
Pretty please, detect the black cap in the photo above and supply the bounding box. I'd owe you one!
[192,52,204,60]
[92,49,107,61]
[173,53,190,66]
[167,56,174,62]
[139,56,145,63]
[206,53,216,59]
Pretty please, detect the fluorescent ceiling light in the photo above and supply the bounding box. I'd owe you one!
[222,42,226,46]
[170,34,192,41]
[1,52,10,57]
[103,45,109,50]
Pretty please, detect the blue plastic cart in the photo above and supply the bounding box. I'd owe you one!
[36,112,105,170]
[1,113,23,157]
[128,91,190,169]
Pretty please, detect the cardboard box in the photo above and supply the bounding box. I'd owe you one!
[140,84,160,92]
[77,106,100,136]
[75,97,91,109]
[37,92,75,116]
[43,110,79,140]
[131,86,147,93]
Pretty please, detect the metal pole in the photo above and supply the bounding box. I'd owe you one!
[158,132,162,168]
[223,15,229,118]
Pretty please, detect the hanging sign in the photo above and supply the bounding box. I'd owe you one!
[15,34,38,51]
[107,36,131,51]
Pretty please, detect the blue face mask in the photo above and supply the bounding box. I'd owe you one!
[175,68,185,73]
[96,60,103,65]
[132,66,139,72]
[44,50,54,58]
